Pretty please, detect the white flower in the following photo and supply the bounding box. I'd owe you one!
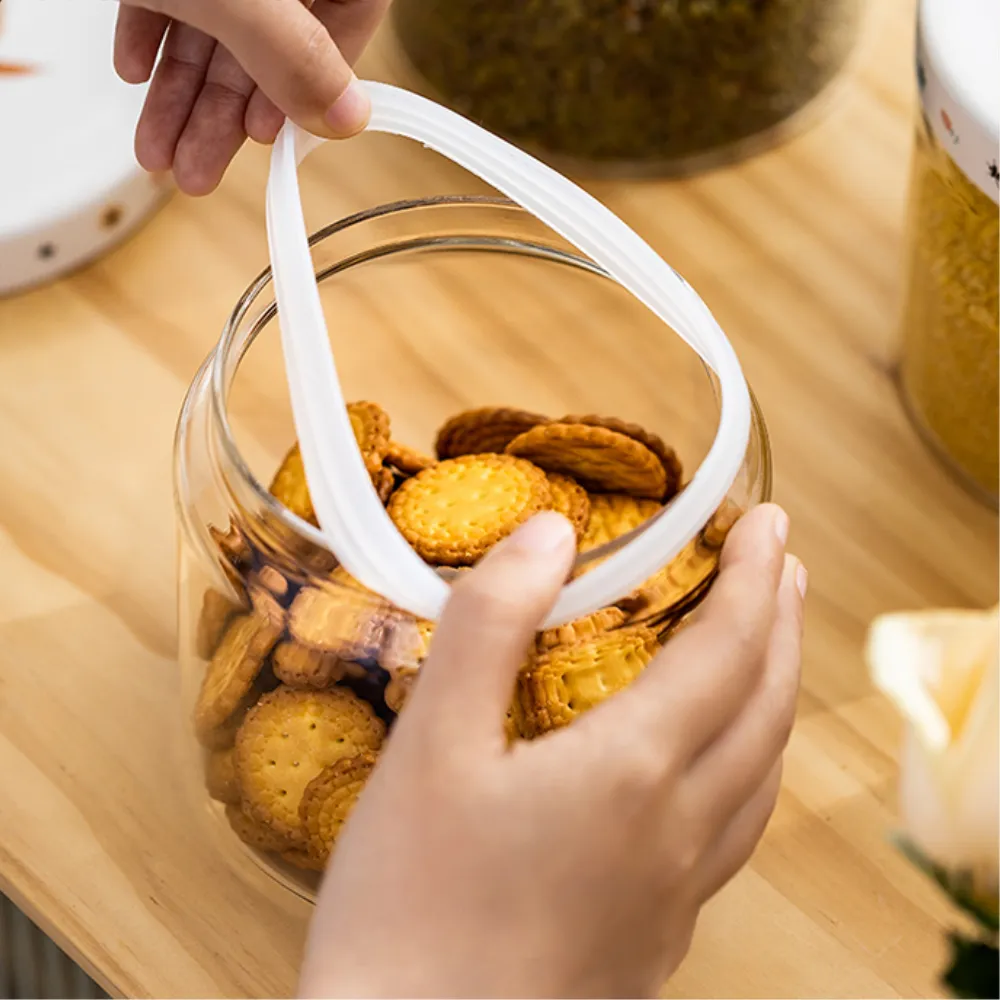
[867,606,999,903]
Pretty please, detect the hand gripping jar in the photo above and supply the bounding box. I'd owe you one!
[173,90,772,899]
[898,0,999,504]
[389,0,864,175]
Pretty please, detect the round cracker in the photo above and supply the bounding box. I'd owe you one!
[269,443,316,525]
[506,423,667,499]
[536,606,627,652]
[517,626,660,735]
[272,641,346,689]
[546,473,590,539]
[561,413,682,499]
[388,454,553,566]
[225,803,295,854]
[435,407,549,459]
[194,614,282,742]
[617,538,720,624]
[579,493,663,554]
[372,464,396,504]
[347,401,391,475]
[205,748,241,805]
[385,440,435,475]
[300,752,378,864]
[701,499,744,550]
[235,687,385,841]
[288,583,390,658]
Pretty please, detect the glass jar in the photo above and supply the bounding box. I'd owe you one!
[389,0,863,175]
[897,0,999,504]
[174,197,773,901]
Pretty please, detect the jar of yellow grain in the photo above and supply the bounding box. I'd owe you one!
[898,0,999,504]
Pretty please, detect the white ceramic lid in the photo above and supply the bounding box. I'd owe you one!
[917,0,1000,202]
[0,0,170,296]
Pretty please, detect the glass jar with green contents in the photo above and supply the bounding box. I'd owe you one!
[389,0,863,174]
[898,0,999,504]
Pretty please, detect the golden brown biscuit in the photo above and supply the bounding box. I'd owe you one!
[347,401,391,475]
[272,641,346,689]
[210,520,252,571]
[280,847,326,872]
[517,627,659,735]
[579,493,663,554]
[388,454,553,566]
[288,583,389,658]
[194,614,282,743]
[617,538,720,624]
[205,748,241,805]
[248,575,286,631]
[225,803,295,854]
[700,498,744,550]
[385,440,435,475]
[536,607,627,652]
[300,752,378,864]
[373,465,396,504]
[384,667,420,714]
[506,423,667,500]
[435,407,549,459]
[560,414,682,499]
[235,686,385,841]
[546,473,591,539]
[196,588,245,661]
[269,443,316,525]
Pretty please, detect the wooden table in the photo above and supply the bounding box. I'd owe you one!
[1,3,996,997]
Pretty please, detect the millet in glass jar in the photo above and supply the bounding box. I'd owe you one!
[899,117,999,501]
[391,0,861,170]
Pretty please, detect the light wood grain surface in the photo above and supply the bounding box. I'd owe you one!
[1,3,997,997]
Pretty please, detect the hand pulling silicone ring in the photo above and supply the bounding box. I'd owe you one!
[265,82,751,628]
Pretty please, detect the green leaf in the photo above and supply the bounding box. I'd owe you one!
[943,933,999,999]
[893,834,1000,933]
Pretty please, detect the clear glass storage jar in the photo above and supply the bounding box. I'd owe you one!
[389,0,863,176]
[898,0,999,504]
[174,197,773,901]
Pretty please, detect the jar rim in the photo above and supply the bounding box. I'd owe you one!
[189,195,772,556]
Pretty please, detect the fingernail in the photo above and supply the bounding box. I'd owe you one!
[507,512,576,555]
[773,507,790,546]
[795,561,809,599]
[324,77,370,137]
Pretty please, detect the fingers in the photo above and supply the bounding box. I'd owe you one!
[115,6,169,84]
[165,0,371,138]
[173,45,256,194]
[313,0,393,65]
[245,87,286,145]
[134,21,215,174]
[693,758,783,904]
[609,504,789,766]
[683,554,805,828]
[404,513,576,751]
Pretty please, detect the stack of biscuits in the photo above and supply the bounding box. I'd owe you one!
[193,403,741,873]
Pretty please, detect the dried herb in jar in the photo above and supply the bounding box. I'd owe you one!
[899,118,999,499]
[391,0,860,169]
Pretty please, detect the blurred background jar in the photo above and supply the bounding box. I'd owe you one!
[173,198,772,900]
[897,0,998,505]
[390,0,864,175]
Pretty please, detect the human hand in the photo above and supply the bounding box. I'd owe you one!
[114,1,390,195]
[299,503,806,998]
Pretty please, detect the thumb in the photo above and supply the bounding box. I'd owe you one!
[147,0,370,138]
[405,512,577,750]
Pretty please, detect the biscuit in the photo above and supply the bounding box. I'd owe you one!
[388,454,553,566]
[272,641,346,689]
[385,440,435,475]
[382,617,435,673]
[235,686,385,841]
[435,407,549,460]
[205,748,241,805]
[546,473,590,539]
[289,583,390,659]
[196,588,245,661]
[560,414,682,499]
[210,519,252,571]
[248,575,286,631]
[300,752,377,864]
[196,687,259,751]
[700,498,744,550]
[194,613,282,743]
[579,493,663,555]
[280,847,326,872]
[225,803,295,854]
[384,667,419,714]
[517,627,660,734]
[536,607,627,652]
[617,538,719,624]
[347,401,391,475]
[373,465,396,504]
[269,443,317,525]
[506,423,667,499]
